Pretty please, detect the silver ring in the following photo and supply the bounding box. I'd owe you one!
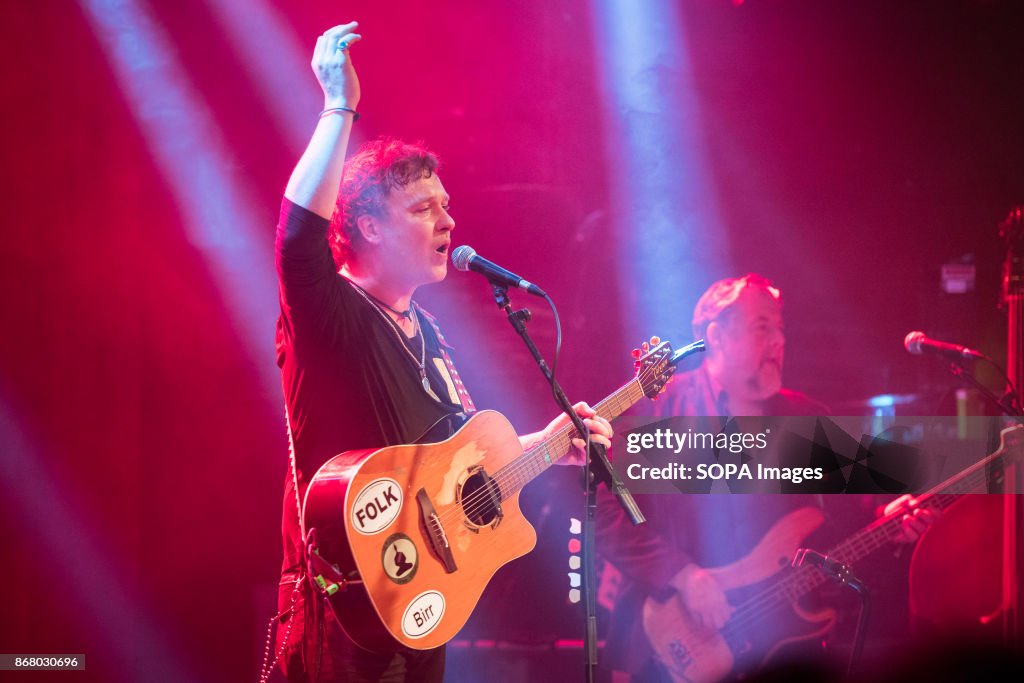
[336,40,349,51]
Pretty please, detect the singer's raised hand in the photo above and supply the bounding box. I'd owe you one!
[313,22,362,110]
[286,22,363,218]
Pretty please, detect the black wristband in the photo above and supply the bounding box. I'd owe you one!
[320,107,360,122]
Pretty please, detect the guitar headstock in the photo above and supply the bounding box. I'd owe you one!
[632,336,677,399]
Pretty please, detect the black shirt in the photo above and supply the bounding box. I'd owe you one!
[274,199,463,575]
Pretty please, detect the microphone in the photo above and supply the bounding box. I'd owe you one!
[904,331,984,361]
[450,245,546,297]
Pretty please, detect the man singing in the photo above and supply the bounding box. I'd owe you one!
[270,22,612,683]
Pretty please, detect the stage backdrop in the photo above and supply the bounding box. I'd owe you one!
[0,1,1021,681]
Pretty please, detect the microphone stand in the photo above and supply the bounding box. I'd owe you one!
[487,282,644,683]
[946,361,1024,419]
[945,361,1023,646]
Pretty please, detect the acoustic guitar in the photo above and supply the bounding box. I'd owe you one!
[301,339,703,651]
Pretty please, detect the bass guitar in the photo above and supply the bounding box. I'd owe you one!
[302,339,702,651]
[643,423,1024,683]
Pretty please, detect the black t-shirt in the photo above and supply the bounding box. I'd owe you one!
[274,199,464,575]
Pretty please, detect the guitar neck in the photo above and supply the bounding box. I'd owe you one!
[492,378,647,499]
[742,426,1022,615]
[716,426,1023,655]
[490,339,704,499]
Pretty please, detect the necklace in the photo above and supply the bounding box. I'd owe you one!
[409,311,431,394]
[363,291,413,320]
[346,281,435,398]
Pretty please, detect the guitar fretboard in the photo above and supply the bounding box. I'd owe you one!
[491,378,647,499]
[720,426,1021,649]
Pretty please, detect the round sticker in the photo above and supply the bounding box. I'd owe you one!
[350,478,403,535]
[381,533,418,584]
[401,591,446,639]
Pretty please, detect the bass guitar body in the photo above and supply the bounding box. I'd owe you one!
[302,410,538,652]
[643,507,836,683]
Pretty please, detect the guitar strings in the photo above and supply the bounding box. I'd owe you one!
[451,357,681,527]
[669,485,981,657]
[431,393,606,528]
[434,398,1009,658]
[449,421,1012,667]
[661,529,886,658]
[433,373,643,526]
[432,372,650,530]
[716,486,984,645]
[448,357,991,564]
[674,521,890,656]
[437,359,673,532]
[448,366,1008,550]
[429,379,639,532]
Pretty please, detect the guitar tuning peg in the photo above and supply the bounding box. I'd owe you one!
[650,336,661,346]
[631,348,641,359]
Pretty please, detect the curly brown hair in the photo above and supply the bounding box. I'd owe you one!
[328,137,440,266]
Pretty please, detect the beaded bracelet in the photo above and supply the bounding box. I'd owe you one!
[320,106,360,122]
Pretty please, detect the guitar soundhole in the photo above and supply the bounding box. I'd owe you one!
[460,469,503,527]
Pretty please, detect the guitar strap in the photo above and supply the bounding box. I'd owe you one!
[285,407,307,541]
[415,303,477,414]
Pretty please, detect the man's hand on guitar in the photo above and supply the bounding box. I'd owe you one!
[670,563,733,630]
[883,494,939,543]
[520,402,613,466]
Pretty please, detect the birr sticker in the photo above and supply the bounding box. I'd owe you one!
[402,591,445,638]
